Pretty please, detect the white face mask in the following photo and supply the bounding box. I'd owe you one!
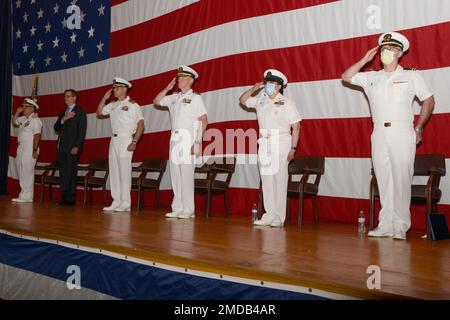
[381,49,396,65]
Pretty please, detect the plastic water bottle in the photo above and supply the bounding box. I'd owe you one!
[252,204,258,222]
[358,211,366,234]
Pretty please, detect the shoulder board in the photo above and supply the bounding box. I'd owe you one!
[403,67,418,71]
[192,91,201,96]
[129,99,137,104]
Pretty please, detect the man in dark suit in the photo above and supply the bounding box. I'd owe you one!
[54,89,87,206]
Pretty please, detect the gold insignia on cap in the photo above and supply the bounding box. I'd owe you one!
[112,83,128,88]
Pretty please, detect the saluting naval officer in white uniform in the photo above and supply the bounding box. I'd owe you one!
[153,66,208,219]
[240,69,301,227]
[11,98,42,203]
[97,78,145,212]
[342,32,435,240]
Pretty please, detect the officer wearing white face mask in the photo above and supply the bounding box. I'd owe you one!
[154,66,208,219]
[97,77,145,212]
[342,32,435,240]
[240,69,301,227]
[11,98,42,203]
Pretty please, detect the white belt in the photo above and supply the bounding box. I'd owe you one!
[112,133,133,137]
[260,133,291,139]
[17,141,33,146]
[171,129,190,134]
[374,121,413,128]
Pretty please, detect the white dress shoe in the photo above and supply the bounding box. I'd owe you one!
[114,206,131,212]
[368,227,394,238]
[393,232,407,240]
[103,202,120,212]
[13,198,33,203]
[253,214,275,226]
[165,211,182,218]
[11,198,20,202]
[270,218,284,228]
[177,212,195,219]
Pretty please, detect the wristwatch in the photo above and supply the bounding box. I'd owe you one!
[291,147,297,150]
[33,147,38,151]
[132,139,138,144]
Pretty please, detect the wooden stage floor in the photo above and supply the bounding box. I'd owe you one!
[0,196,449,300]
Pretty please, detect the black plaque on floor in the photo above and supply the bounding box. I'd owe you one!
[428,213,450,240]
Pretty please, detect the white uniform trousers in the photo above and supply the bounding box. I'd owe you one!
[108,135,133,208]
[16,143,37,201]
[169,132,196,214]
[258,135,291,223]
[371,123,416,233]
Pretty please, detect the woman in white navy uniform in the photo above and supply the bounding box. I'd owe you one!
[342,32,435,240]
[240,70,301,227]
[154,65,208,219]
[11,98,42,203]
[97,77,145,212]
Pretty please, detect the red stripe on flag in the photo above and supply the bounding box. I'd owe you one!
[111,0,127,6]
[110,0,337,57]
[14,22,450,118]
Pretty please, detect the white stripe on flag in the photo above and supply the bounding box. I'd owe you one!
[111,0,199,32]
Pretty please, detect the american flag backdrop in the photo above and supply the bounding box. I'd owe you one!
[8,0,450,229]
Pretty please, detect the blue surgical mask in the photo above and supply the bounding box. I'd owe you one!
[264,83,277,95]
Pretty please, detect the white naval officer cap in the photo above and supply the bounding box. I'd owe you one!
[23,98,39,110]
[112,77,132,88]
[264,69,288,86]
[177,65,199,79]
[378,31,410,52]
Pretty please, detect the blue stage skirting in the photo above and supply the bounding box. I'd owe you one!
[0,232,330,300]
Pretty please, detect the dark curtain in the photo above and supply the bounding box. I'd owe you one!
[0,0,12,195]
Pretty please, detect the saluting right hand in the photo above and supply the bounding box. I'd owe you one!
[15,107,24,115]
[362,46,379,64]
[165,77,176,91]
[103,89,112,100]
[251,82,264,93]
